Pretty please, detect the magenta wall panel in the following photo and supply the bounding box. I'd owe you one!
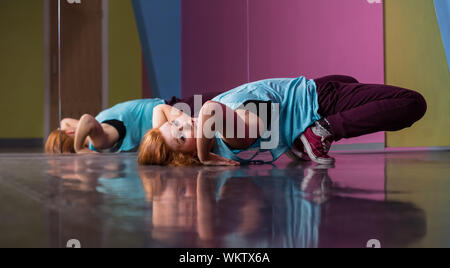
[182,0,249,98]
[249,0,385,82]
[249,0,385,145]
[182,0,385,145]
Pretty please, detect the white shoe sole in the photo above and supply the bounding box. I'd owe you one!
[300,134,336,165]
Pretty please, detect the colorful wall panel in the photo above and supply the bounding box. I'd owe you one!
[134,0,448,148]
[109,0,142,106]
[434,0,450,71]
[182,0,385,147]
[0,0,44,139]
[182,0,249,98]
[249,0,385,85]
[248,0,385,147]
[385,0,450,147]
[132,0,181,100]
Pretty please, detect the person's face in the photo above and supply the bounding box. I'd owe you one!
[160,116,197,154]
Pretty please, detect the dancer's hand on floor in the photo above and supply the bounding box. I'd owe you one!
[76,148,99,155]
[200,153,240,166]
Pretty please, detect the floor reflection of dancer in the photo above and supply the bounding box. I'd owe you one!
[138,167,267,248]
[138,163,426,248]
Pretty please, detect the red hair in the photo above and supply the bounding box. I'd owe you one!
[45,129,76,154]
[138,128,199,166]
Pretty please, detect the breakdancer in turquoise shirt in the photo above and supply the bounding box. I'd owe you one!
[138,75,426,166]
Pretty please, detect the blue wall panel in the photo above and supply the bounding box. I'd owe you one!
[434,0,450,71]
[132,0,181,99]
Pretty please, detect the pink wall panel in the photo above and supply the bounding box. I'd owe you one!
[249,0,385,145]
[182,0,385,145]
[249,0,385,82]
[182,0,249,98]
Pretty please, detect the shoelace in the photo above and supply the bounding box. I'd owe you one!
[313,123,333,155]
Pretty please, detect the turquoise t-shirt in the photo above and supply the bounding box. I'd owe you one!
[89,98,166,152]
[212,77,321,164]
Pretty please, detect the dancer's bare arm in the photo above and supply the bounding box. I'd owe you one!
[196,101,264,166]
[153,104,188,129]
[74,114,119,154]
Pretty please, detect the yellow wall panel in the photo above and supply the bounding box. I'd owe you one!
[385,0,450,147]
[109,0,142,106]
[0,0,44,139]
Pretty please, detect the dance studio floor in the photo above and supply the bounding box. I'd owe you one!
[0,151,449,248]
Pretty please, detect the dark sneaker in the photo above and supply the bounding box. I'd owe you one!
[300,121,336,165]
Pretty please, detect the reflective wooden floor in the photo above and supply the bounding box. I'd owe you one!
[0,151,449,248]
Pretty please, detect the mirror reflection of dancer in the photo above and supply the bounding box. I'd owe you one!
[138,75,427,166]
[45,93,222,154]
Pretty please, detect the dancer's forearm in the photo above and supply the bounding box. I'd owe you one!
[74,115,97,153]
[153,104,185,129]
[196,101,240,166]
[196,102,217,163]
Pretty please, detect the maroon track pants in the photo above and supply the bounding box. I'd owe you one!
[314,75,427,141]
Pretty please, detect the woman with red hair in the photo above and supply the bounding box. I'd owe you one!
[138,75,427,166]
